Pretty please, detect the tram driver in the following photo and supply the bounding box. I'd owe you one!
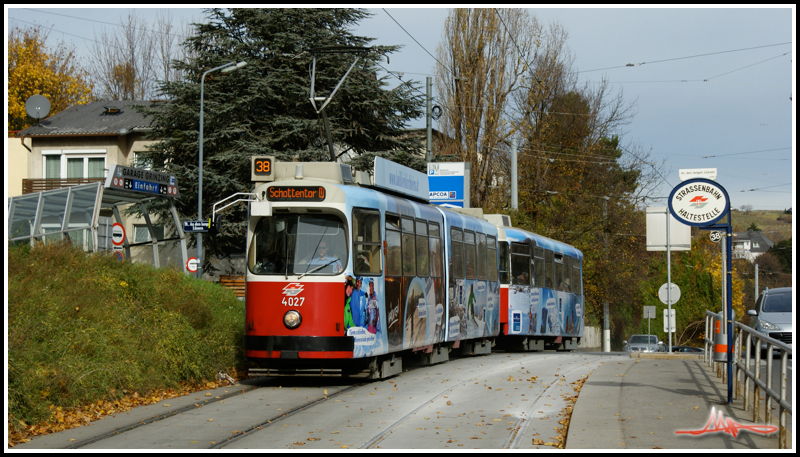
[305,241,343,274]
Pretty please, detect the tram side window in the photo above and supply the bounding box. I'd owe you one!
[510,242,530,285]
[554,253,564,291]
[477,232,488,280]
[533,246,544,288]
[352,208,382,276]
[429,222,443,278]
[498,241,510,284]
[415,219,429,277]
[402,216,416,277]
[450,227,464,279]
[386,213,402,277]
[573,260,582,295]
[544,249,554,289]
[487,235,498,282]
[464,230,477,280]
[561,256,572,292]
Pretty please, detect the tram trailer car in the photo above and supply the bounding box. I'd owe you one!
[241,158,501,379]
[484,215,584,352]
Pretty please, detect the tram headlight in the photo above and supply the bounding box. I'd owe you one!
[283,310,302,329]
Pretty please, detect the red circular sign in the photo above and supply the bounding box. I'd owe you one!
[111,223,126,246]
[187,257,199,273]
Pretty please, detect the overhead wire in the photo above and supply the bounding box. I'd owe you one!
[578,42,792,74]
[381,8,452,75]
[18,7,196,40]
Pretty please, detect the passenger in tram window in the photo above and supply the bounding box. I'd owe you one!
[561,277,571,293]
[355,251,371,273]
[344,277,355,331]
[307,241,343,273]
[262,251,278,273]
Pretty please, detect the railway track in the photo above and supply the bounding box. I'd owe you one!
[15,352,613,450]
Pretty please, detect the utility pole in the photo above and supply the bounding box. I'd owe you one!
[511,138,518,210]
[426,76,432,163]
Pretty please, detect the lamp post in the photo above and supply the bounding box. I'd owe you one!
[197,61,246,279]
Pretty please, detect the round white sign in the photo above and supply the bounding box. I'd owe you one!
[187,257,199,273]
[658,282,681,305]
[668,178,729,227]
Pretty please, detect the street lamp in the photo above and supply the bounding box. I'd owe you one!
[197,60,246,278]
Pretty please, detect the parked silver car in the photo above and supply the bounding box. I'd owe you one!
[747,287,793,356]
[623,334,663,353]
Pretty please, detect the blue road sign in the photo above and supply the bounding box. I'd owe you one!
[183,220,210,233]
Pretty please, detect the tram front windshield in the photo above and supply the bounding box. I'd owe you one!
[249,214,347,276]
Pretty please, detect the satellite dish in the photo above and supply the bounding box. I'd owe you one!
[25,94,51,121]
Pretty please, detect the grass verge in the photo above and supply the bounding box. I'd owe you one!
[7,241,245,445]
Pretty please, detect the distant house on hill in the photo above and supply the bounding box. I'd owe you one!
[732,230,774,262]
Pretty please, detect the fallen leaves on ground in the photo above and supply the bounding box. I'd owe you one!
[8,371,242,447]
[540,374,590,449]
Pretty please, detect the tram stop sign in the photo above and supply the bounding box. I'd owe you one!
[659,282,681,305]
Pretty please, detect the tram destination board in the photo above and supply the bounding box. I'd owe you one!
[266,186,326,202]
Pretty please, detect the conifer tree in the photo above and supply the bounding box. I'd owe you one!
[142,8,424,267]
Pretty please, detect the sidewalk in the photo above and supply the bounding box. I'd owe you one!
[566,353,789,449]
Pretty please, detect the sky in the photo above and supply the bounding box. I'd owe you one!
[6,6,796,212]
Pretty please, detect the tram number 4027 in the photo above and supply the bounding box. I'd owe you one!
[282,297,305,307]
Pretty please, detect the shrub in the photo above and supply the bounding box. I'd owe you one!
[7,241,244,428]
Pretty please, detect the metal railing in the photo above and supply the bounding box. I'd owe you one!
[704,311,792,449]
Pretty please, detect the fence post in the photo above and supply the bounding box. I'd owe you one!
[753,338,761,423]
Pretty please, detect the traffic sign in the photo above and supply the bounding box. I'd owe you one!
[679,168,717,181]
[659,283,681,305]
[111,223,126,246]
[668,178,729,227]
[187,257,199,273]
[664,308,676,332]
[709,231,722,243]
[183,220,210,233]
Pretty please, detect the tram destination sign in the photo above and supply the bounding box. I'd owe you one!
[668,178,729,227]
[105,165,179,198]
[266,186,326,202]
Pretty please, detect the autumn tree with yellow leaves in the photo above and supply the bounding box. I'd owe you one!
[435,8,541,208]
[8,25,94,131]
[637,235,746,348]
[435,9,666,335]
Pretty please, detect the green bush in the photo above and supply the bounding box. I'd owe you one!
[7,241,244,427]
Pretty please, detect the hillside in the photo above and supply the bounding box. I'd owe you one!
[729,209,793,243]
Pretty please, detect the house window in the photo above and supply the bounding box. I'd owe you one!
[134,225,165,243]
[42,149,107,179]
[132,151,152,170]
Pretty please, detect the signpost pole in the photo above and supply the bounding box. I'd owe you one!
[666,207,672,353]
[726,219,733,403]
